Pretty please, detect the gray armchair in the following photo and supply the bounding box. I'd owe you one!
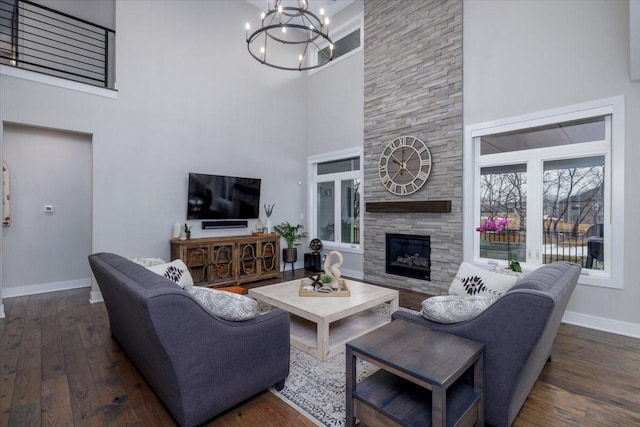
[392,262,580,427]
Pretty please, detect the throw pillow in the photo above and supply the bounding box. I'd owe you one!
[421,295,498,324]
[146,259,194,288]
[449,262,518,298]
[131,257,166,267]
[187,286,257,321]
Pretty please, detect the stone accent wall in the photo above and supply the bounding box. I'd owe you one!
[363,0,463,295]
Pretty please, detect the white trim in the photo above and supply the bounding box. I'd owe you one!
[307,146,364,249]
[307,13,364,76]
[0,303,4,319]
[464,95,625,290]
[341,267,363,280]
[0,65,118,99]
[563,310,640,340]
[89,290,104,304]
[2,278,91,298]
[320,242,363,255]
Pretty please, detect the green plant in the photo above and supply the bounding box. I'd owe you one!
[509,260,522,272]
[274,221,308,249]
[184,223,192,233]
[319,273,333,283]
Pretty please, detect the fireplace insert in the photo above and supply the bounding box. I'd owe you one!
[385,233,431,280]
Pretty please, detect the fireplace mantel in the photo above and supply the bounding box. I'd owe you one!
[365,201,451,213]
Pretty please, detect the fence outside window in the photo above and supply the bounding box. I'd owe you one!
[479,228,604,270]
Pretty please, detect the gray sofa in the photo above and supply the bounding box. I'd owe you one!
[88,252,290,427]
[392,261,581,427]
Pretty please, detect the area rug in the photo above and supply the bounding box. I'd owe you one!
[270,346,378,426]
[265,303,401,426]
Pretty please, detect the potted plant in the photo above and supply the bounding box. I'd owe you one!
[183,223,192,240]
[274,221,308,264]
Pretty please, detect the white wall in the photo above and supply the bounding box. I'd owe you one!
[0,0,308,301]
[2,124,92,294]
[464,0,640,334]
[306,1,365,275]
[31,0,115,29]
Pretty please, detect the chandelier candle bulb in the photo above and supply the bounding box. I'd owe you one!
[245,0,335,71]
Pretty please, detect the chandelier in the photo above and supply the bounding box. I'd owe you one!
[245,0,334,71]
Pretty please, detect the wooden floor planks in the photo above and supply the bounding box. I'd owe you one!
[1,270,639,426]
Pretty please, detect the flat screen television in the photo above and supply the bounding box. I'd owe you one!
[187,173,261,220]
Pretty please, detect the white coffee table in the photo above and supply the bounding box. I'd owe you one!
[249,279,399,361]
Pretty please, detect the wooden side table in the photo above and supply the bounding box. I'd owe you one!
[346,319,484,427]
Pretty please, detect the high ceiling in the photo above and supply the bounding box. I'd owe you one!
[246,0,355,18]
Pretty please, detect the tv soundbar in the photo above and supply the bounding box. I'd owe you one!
[201,220,248,229]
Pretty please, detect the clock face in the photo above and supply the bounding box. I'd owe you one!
[378,136,432,196]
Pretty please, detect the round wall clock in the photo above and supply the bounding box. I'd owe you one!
[378,136,432,195]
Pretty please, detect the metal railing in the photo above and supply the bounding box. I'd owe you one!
[0,0,115,88]
[479,229,604,270]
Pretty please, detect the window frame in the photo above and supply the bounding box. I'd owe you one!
[463,96,625,289]
[307,147,364,254]
[307,13,363,76]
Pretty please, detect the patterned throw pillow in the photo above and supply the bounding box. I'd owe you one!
[449,262,518,298]
[421,295,498,324]
[131,257,166,267]
[146,259,194,288]
[187,286,257,321]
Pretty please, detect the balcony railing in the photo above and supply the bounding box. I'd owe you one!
[0,0,115,88]
[479,229,604,270]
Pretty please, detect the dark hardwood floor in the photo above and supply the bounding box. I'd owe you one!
[1,269,639,426]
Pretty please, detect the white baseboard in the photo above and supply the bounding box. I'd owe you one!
[342,268,364,280]
[89,290,103,304]
[2,278,91,298]
[563,310,640,339]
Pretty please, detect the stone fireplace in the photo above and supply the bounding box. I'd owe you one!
[362,0,463,296]
[386,234,431,281]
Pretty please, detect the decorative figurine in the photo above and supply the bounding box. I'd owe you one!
[324,250,344,290]
[309,238,323,254]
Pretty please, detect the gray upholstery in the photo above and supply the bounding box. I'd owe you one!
[392,261,580,427]
[88,253,290,427]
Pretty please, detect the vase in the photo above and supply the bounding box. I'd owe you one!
[266,218,272,234]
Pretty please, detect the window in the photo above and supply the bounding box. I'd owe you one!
[464,96,625,289]
[308,14,363,74]
[317,28,360,65]
[308,148,363,253]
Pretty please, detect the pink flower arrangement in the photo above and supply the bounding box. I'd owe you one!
[476,217,509,233]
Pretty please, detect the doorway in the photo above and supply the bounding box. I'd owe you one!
[2,123,92,298]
